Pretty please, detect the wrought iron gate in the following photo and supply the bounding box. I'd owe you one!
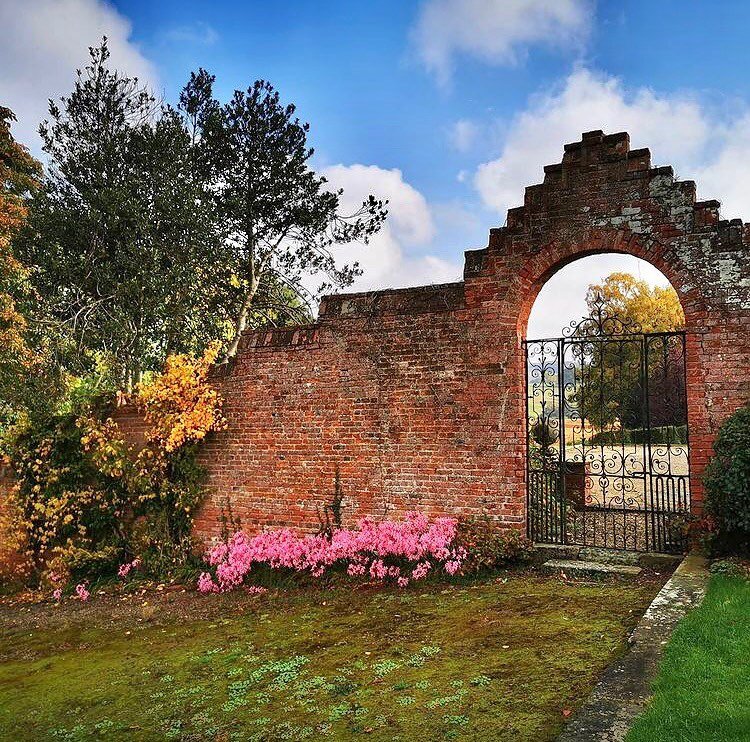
[525,295,690,553]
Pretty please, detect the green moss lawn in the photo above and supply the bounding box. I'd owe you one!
[627,574,750,742]
[0,574,661,741]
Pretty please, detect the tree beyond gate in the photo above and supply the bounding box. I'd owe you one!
[179,130,750,546]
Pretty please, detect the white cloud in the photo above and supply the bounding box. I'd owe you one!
[162,22,219,46]
[0,0,157,156]
[322,164,461,291]
[474,67,710,214]
[472,67,750,335]
[412,0,592,85]
[694,113,750,219]
[448,119,479,151]
[527,254,670,338]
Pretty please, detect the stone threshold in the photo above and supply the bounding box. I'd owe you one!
[533,542,683,570]
[542,559,643,577]
[556,554,709,742]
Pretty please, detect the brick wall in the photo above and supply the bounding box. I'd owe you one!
[193,130,750,542]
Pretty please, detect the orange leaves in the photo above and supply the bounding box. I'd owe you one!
[136,343,226,453]
[8,344,226,582]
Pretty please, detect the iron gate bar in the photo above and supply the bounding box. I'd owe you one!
[524,295,690,554]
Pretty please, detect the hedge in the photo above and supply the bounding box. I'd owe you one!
[589,425,687,446]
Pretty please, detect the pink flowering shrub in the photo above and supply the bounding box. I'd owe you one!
[75,583,90,601]
[198,512,466,594]
[117,557,142,579]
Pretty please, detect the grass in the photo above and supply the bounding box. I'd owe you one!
[0,574,659,741]
[627,575,750,742]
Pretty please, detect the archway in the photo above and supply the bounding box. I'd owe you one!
[191,129,749,545]
[523,255,689,552]
[462,129,748,549]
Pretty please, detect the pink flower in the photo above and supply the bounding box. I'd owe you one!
[369,559,388,580]
[52,588,62,601]
[444,559,462,576]
[411,561,431,580]
[75,583,90,602]
[397,577,409,588]
[197,572,218,594]
[118,558,141,579]
[246,586,267,595]
[198,512,461,594]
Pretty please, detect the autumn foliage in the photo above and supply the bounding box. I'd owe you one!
[586,271,684,333]
[2,345,225,586]
[137,343,225,453]
[0,107,42,408]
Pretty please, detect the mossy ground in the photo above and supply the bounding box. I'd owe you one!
[0,573,660,741]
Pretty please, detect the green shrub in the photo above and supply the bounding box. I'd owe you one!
[64,544,124,582]
[1,354,220,585]
[589,425,687,446]
[708,559,748,578]
[455,519,534,573]
[704,405,750,554]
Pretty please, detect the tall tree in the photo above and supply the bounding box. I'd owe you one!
[584,272,684,334]
[574,273,685,431]
[0,106,42,416]
[181,73,388,360]
[17,41,226,388]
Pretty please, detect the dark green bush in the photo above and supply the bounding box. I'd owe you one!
[589,425,687,446]
[708,558,748,578]
[704,405,750,554]
[455,519,534,573]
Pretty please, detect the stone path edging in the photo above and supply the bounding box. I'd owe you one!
[556,554,709,742]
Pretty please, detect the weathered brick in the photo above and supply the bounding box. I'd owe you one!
[183,131,750,542]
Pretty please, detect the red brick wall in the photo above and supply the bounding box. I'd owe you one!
[187,131,749,542]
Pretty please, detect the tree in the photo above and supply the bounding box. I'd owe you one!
[584,272,684,334]
[0,106,42,238]
[574,273,685,432]
[0,106,42,417]
[16,41,226,389]
[180,72,388,361]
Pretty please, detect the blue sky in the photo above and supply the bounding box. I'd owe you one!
[3,0,750,335]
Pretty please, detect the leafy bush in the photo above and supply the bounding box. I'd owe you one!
[589,425,687,446]
[1,345,225,587]
[708,558,748,578]
[704,405,750,554]
[454,519,534,574]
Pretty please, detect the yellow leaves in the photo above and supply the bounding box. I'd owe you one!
[587,272,684,334]
[11,345,226,574]
[136,343,226,453]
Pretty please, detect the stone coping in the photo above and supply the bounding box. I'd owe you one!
[556,554,709,742]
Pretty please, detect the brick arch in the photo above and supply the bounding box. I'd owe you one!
[460,130,750,518]
[513,229,698,341]
[509,231,708,520]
